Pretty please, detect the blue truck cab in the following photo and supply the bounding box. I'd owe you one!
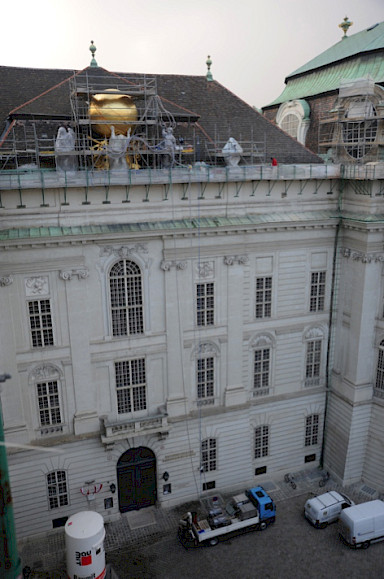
[246,486,276,523]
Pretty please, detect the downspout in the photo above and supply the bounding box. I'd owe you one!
[320,166,344,468]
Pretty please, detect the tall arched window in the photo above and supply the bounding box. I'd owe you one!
[109,259,144,336]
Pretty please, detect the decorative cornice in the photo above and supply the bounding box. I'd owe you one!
[224,255,249,266]
[59,268,89,281]
[341,248,384,263]
[0,275,14,286]
[160,260,187,271]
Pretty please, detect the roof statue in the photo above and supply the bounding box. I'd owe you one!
[339,16,353,38]
[206,55,213,82]
[89,40,98,67]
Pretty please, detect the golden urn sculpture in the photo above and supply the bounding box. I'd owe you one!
[89,89,138,138]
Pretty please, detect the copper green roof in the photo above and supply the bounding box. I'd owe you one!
[266,22,384,107]
[0,212,339,242]
[289,21,384,78]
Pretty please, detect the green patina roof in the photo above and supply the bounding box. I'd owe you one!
[0,212,339,242]
[266,22,384,107]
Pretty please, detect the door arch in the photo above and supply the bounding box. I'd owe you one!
[117,447,157,513]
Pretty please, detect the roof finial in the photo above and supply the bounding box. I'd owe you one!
[206,55,213,82]
[89,40,98,67]
[339,16,353,38]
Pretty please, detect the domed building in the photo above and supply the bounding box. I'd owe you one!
[263,19,384,163]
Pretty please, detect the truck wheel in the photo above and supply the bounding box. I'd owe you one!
[260,521,267,531]
[362,541,370,549]
[319,522,327,529]
[209,537,219,546]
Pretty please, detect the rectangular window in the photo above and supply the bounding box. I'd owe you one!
[305,414,319,447]
[310,271,326,312]
[196,283,214,326]
[197,357,214,399]
[254,348,270,391]
[201,438,217,472]
[115,358,147,414]
[37,381,61,426]
[306,339,321,386]
[255,277,272,318]
[28,299,54,347]
[254,425,269,459]
[47,470,68,509]
[376,343,384,390]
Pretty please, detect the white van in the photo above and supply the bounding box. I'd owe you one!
[304,491,354,528]
[339,500,384,549]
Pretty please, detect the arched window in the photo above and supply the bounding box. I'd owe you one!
[109,259,144,336]
[281,114,300,139]
[276,100,310,145]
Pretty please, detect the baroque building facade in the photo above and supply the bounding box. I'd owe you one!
[0,57,383,540]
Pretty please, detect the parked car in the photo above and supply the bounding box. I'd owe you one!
[304,491,354,528]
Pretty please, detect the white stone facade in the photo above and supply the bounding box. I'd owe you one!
[1,164,384,538]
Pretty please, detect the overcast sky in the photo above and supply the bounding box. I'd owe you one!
[1,0,383,108]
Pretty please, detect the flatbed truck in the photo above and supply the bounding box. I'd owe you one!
[178,486,276,547]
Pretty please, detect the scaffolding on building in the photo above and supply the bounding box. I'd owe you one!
[0,69,267,173]
[318,78,384,163]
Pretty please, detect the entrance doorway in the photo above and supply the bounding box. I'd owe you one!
[117,447,157,513]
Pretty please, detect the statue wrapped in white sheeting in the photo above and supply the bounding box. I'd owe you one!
[55,126,77,172]
[222,137,243,167]
[106,126,131,170]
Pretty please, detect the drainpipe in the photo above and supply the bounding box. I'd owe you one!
[320,166,344,468]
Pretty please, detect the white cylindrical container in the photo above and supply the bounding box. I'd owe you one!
[65,511,106,579]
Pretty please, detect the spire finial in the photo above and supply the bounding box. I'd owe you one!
[339,16,353,38]
[89,40,98,67]
[206,55,213,82]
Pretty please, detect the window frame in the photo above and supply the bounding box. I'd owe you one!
[310,271,326,313]
[47,470,69,510]
[201,438,217,472]
[196,282,215,327]
[28,298,54,348]
[254,347,271,393]
[305,414,319,447]
[37,379,62,427]
[196,355,215,401]
[254,425,269,459]
[255,276,272,319]
[115,358,147,415]
[109,259,144,337]
[305,338,322,385]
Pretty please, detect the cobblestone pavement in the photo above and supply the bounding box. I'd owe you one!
[19,470,383,578]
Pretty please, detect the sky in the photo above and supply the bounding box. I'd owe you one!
[1,0,383,109]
